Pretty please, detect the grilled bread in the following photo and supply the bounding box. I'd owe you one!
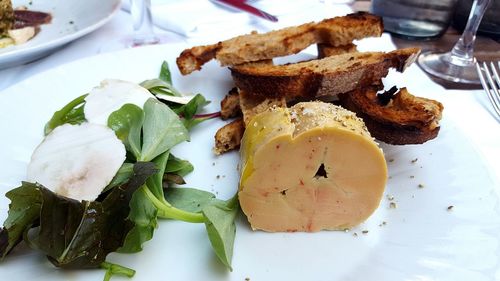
[338,86,443,144]
[230,48,420,101]
[176,12,383,75]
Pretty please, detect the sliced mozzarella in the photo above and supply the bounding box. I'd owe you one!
[155,94,195,105]
[84,79,155,125]
[27,123,126,201]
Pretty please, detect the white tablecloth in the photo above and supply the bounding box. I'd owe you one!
[0,3,499,188]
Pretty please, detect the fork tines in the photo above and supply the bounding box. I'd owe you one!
[476,61,500,118]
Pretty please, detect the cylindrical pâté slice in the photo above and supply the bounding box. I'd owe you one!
[238,102,388,232]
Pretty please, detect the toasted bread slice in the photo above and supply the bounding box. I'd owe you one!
[239,90,287,125]
[231,48,420,101]
[216,89,286,154]
[214,118,245,155]
[338,87,443,144]
[176,12,383,75]
[220,87,241,120]
[317,43,357,58]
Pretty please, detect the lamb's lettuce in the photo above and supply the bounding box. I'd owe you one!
[44,94,87,135]
[0,61,238,278]
[0,162,156,268]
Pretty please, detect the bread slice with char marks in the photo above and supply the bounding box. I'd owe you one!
[230,48,420,101]
[338,86,443,144]
[176,12,383,75]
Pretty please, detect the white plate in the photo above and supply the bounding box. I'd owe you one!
[0,44,500,281]
[0,0,121,69]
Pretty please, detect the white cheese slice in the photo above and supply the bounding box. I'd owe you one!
[27,123,126,201]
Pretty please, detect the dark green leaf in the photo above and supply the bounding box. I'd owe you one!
[117,186,157,253]
[202,195,239,270]
[140,61,180,97]
[146,151,169,198]
[140,79,181,97]
[101,261,136,281]
[140,99,189,162]
[118,153,167,252]
[165,154,193,177]
[164,187,216,213]
[108,104,144,160]
[44,94,87,135]
[27,162,156,268]
[103,163,135,193]
[159,61,173,85]
[172,94,209,119]
[0,182,42,258]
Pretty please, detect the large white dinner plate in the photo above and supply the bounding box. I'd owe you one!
[0,44,499,281]
[0,0,121,69]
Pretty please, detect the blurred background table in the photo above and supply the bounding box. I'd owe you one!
[353,0,500,89]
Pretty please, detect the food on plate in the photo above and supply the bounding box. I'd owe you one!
[0,63,238,279]
[84,79,155,125]
[27,122,126,201]
[230,48,420,101]
[175,12,443,233]
[215,118,245,154]
[176,12,383,75]
[338,86,444,144]
[0,1,52,47]
[238,102,388,232]
[0,0,14,34]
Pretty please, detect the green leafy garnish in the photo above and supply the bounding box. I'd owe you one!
[108,104,144,160]
[101,261,136,281]
[0,182,42,258]
[202,195,239,271]
[0,61,239,278]
[44,94,87,135]
[0,162,156,269]
[140,98,189,162]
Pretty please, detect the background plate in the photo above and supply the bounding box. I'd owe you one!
[0,44,499,281]
[0,0,121,69]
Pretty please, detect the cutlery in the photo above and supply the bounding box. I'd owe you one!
[476,61,500,119]
[211,0,278,22]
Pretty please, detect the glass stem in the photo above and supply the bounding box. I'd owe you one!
[130,0,159,46]
[448,0,491,64]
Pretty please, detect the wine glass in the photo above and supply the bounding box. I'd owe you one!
[129,0,162,46]
[101,0,168,52]
[417,0,492,84]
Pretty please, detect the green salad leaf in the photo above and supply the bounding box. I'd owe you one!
[165,187,216,213]
[159,61,173,85]
[30,162,156,268]
[101,261,136,281]
[0,61,239,277]
[104,163,135,193]
[44,94,87,135]
[108,104,144,160]
[140,62,181,97]
[0,182,42,259]
[140,98,189,162]
[202,195,239,271]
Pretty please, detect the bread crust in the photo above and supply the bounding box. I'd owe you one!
[230,48,420,101]
[220,87,241,120]
[214,118,245,155]
[338,87,443,145]
[176,12,383,75]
